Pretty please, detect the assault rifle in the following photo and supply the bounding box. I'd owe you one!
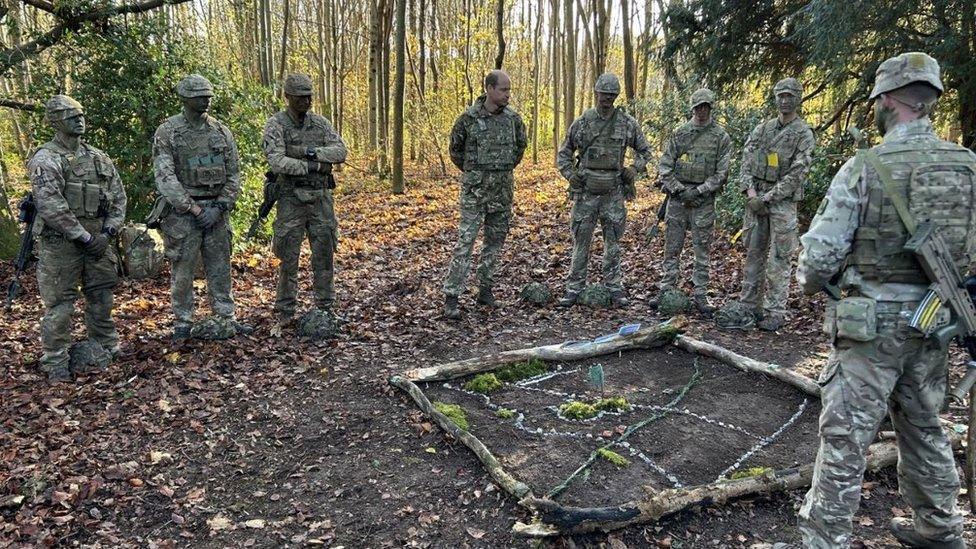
[5,193,37,311]
[645,189,669,243]
[244,170,278,241]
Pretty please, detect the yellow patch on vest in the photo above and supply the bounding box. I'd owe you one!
[766,152,779,168]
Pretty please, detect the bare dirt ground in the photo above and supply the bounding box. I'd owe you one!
[1,165,973,548]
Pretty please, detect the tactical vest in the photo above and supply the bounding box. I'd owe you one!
[848,139,976,283]
[464,109,518,171]
[749,118,810,183]
[673,123,722,184]
[172,117,229,198]
[277,112,331,187]
[39,142,112,219]
[579,109,627,193]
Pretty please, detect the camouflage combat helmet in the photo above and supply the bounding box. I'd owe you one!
[690,88,716,109]
[45,95,84,122]
[176,74,214,98]
[773,78,803,98]
[594,73,621,95]
[284,73,314,96]
[869,52,943,99]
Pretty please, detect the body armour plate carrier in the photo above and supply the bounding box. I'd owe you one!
[278,112,330,187]
[848,140,976,283]
[749,118,809,184]
[174,121,228,198]
[674,124,722,184]
[580,109,626,194]
[39,143,111,219]
[463,111,518,172]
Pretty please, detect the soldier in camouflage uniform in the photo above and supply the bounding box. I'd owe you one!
[153,74,244,339]
[28,95,127,381]
[442,70,527,319]
[556,73,652,307]
[733,77,816,331]
[263,74,348,325]
[796,53,971,549]
[655,88,732,314]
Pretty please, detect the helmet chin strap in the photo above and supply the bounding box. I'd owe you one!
[885,93,934,117]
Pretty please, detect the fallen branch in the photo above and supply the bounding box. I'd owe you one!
[403,319,685,382]
[389,375,533,499]
[674,335,820,397]
[513,427,967,536]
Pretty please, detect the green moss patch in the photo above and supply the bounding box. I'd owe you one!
[463,373,503,394]
[597,448,630,467]
[594,397,630,412]
[495,408,516,419]
[559,401,598,420]
[433,401,470,431]
[496,358,549,382]
[729,466,773,480]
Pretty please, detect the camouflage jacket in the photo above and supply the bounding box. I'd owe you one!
[658,118,732,195]
[797,118,976,302]
[28,137,127,241]
[152,112,241,214]
[262,110,347,177]
[556,107,651,181]
[449,96,527,172]
[739,116,815,203]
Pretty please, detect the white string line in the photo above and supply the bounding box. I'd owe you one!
[616,441,685,488]
[715,398,810,481]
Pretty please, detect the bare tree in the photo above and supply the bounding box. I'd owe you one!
[621,0,636,103]
[392,0,406,193]
[493,0,505,69]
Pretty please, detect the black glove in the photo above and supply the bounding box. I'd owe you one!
[83,233,109,259]
[195,205,222,229]
[307,160,327,174]
[746,196,769,216]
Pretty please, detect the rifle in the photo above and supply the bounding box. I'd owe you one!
[5,193,37,311]
[244,170,279,241]
[645,190,669,243]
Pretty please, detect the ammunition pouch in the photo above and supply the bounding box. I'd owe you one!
[833,297,877,342]
[582,169,620,195]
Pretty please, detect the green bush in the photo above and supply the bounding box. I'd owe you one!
[559,401,598,420]
[593,397,630,412]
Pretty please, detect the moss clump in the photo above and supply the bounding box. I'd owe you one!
[495,408,516,419]
[559,401,598,420]
[597,448,630,467]
[594,397,630,412]
[463,373,503,394]
[433,402,469,431]
[730,466,774,480]
[496,358,549,382]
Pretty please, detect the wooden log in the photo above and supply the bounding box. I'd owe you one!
[389,375,533,499]
[403,319,685,382]
[674,335,821,397]
[512,428,967,536]
[968,384,975,511]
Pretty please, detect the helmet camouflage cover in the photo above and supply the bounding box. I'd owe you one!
[690,88,716,109]
[594,73,621,95]
[869,52,943,99]
[45,95,84,122]
[284,73,314,96]
[176,74,214,98]
[773,77,803,98]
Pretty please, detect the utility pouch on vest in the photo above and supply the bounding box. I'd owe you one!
[822,299,837,337]
[835,296,877,341]
[583,169,619,195]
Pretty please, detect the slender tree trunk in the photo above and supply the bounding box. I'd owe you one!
[430,0,440,92]
[463,0,474,103]
[621,0,636,104]
[494,0,505,69]
[392,0,407,194]
[379,0,393,177]
[563,0,576,131]
[277,0,290,91]
[316,0,331,117]
[531,0,541,163]
[369,0,380,173]
[551,0,562,164]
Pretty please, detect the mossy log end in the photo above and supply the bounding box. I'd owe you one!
[403,319,686,382]
[512,429,966,536]
[388,375,533,499]
[674,335,821,397]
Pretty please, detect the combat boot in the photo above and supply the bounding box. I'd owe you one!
[46,365,72,383]
[758,313,785,332]
[231,320,255,336]
[693,295,716,317]
[610,290,629,308]
[889,518,966,548]
[172,325,191,340]
[557,291,578,308]
[477,286,496,307]
[443,295,461,320]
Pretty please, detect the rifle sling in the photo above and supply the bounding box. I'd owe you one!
[858,149,918,235]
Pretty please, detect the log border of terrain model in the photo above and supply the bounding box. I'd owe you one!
[388,319,969,536]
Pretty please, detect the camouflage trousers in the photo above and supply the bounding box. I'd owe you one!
[566,189,627,294]
[159,205,235,329]
[660,194,715,295]
[798,309,963,547]
[442,206,512,297]
[36,221,119,373]
[273,189,337,317]
[739,199,797,316]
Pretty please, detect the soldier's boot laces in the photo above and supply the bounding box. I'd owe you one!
[443,295,461,320]
[610,290,629,308]
[557,291,578,308]
[889,518,967,549]
[477,287,496,307]
[758,313,785,332]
